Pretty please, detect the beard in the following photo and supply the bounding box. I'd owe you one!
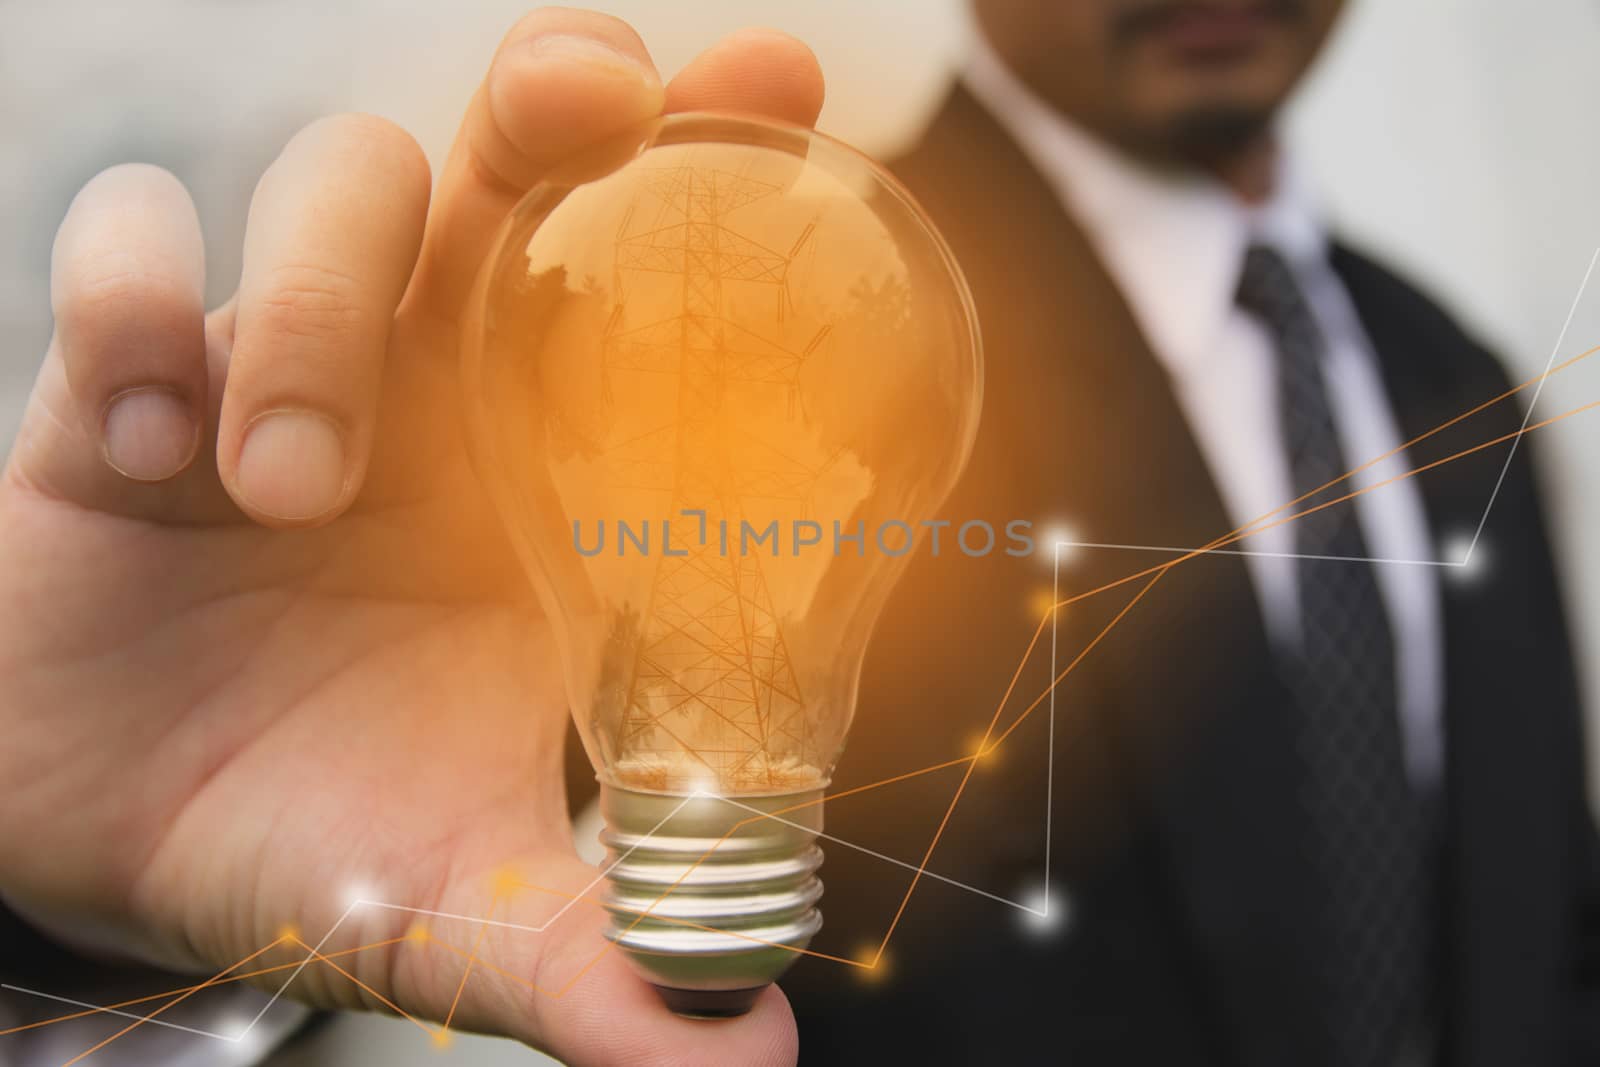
[1158,102,1276,167]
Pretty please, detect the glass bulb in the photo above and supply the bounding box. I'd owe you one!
[461,113,981,1016]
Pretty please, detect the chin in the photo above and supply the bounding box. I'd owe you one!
[1127,65,1293,159]
[1157,102,1276,163]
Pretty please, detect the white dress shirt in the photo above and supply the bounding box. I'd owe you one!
[965,34,1446,790]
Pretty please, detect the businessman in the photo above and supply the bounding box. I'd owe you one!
[779,3,1600,1066]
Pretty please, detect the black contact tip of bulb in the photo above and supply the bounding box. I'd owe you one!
[654,985,766,1019]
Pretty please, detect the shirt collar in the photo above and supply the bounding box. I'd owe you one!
[962,27,1329,379]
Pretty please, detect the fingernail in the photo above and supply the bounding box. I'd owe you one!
[235,410,347,522]
[102,387,198,482]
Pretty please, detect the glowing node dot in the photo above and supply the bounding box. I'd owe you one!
[1040,521,1082,568]
[406,923,431,945]
[276,924,301,943]
[686,774,724,799]
[854,945,889,982]
[431,1028,454,1050]
[222,1017,260,1049]
[344,884,376,909]
[1444,532,1489,584]
[1030,587,1058,621]
[1016,886,1070,938]
[491,866,524,898]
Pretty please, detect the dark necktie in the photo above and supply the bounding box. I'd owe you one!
[1236,244,1432,1067]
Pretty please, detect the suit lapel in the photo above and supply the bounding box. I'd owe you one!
[896,87,1328,1066]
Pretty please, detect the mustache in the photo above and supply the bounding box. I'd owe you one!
[1111,0,1307,44]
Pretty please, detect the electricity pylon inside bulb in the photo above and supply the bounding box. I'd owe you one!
[461,113,981,1017]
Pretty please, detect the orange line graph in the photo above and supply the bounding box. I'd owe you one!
[8,339,1598,1062]
[981,396,1599,753]
[582,351,1600,977]
[56,938,288,1067]
[509,363,1600,988]
[0,937,409,1039]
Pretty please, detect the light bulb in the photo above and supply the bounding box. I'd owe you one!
[461,113,981,1016]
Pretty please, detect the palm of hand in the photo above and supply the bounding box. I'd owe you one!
[0,332,574,1013]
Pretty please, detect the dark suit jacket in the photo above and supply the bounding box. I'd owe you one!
[780,86,1600,1067]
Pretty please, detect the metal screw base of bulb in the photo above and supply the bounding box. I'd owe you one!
[598,783,825,1017]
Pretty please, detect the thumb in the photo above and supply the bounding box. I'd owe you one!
[326,849,799,1067]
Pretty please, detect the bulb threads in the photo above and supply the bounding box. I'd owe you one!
[598,784,825,1015]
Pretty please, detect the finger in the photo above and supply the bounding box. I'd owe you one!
[386,852,799,1067]
[18,164,207,504]
[402,8,665,324]
[219,114,430,527]
[663,28,825,127]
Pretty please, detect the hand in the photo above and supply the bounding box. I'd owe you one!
[0,9,823,1065]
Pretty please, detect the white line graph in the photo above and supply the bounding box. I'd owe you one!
[2,753,1067,1047]
[1055,540,1474,567]
[6,245,1595,1054]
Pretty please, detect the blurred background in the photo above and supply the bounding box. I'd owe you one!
[3,0,1600,1063]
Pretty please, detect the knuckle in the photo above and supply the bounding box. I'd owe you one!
[463,139,528,202]
[57,261,194,353]
[251,264,368,346]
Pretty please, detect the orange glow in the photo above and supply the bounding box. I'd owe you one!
[462,116,982,797]
[18,107,1600,1056]
[14,361,1598,1059]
